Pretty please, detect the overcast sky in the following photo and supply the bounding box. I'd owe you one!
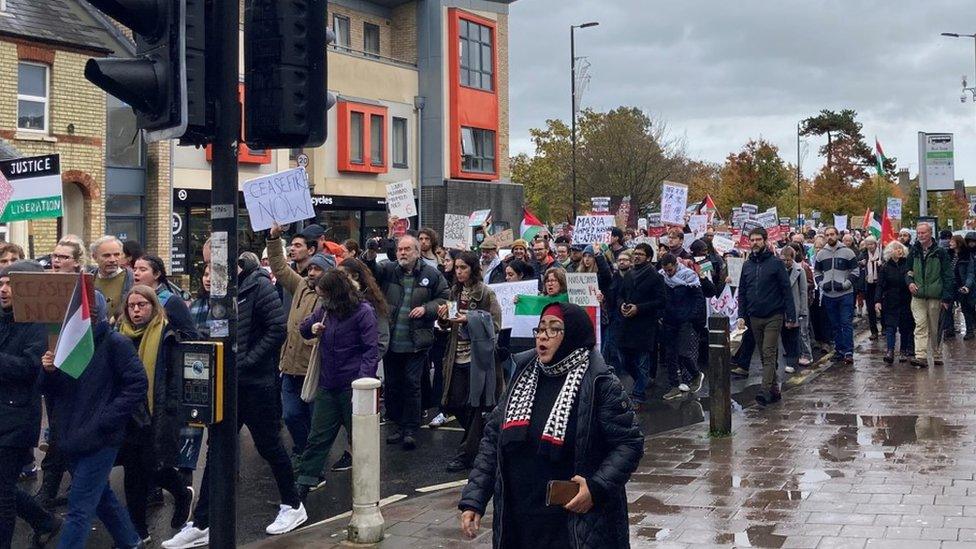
[508,0,976,187]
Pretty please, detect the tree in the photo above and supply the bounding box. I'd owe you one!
[799,109,897,182]
[714,139,793,214]
[510,119,574,223]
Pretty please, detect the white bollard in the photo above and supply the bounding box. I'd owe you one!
[348,377,384,544]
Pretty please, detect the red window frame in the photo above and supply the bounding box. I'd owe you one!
[337,101,388,174]
[206,83,272,165]
[448,9,499,181]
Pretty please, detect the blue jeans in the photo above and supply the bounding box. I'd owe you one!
[601,319,622,370]
[59,447,140,549]
[281,373,312,455]
[823,293,854,357]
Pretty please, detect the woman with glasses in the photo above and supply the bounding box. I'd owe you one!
[459,302,643,548]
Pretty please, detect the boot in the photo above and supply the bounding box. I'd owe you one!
[35,472,64,510]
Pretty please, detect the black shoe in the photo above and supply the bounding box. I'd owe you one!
[964,332,975,341]
[934,358,944,366]
[755,390,782,406]
[296,484,310,502]
[944,331,956,339]
[445,459,469,473]
[171,486,194,529]
[844,355,854,365]
[401,433,417,450]
[385,431,403,445]
[869,333,879,341]
[910,359,927,369]
[730,367,749,378]
[688,372,705,393]
[147,487,164,508]
[331,451,352,472]
[30,516,62,548]
[883,353,894,365]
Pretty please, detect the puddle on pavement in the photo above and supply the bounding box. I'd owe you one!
[635,526,672,541]
[636,397,705,437]
[811,414,961,462]
[715,525,786,548]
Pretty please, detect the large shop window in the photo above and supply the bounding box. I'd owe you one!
[461,127,495,174]
[459,19,493,92]
[337,101,387,174]
[17,62,48,132]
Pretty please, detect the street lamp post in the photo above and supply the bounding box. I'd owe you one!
[571,21,598,220]
[942,32,976,104]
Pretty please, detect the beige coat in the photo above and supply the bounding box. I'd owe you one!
[268,237,319,376]
[438,282,503,407]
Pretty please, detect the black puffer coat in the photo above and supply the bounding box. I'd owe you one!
[459,349,644,549]
[0,309,47,449]
[237,267,287,388]
[875,257,912,327]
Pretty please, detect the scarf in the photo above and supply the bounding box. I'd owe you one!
[501,346,589,459]
[866,248,881,284]
[660,263,701,288]
[119,315,167,412]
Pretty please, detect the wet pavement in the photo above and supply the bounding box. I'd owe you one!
[246,327,976,548]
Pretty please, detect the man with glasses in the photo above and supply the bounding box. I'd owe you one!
[531,240,555,292]
[616,243,666,403]
[738,227,795,405]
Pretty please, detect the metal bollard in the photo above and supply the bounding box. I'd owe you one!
[707,316,732,437]
[348,377,385,543]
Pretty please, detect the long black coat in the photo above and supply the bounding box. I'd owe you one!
[237,267,287,388]
[0,311,47,449]
[124,325,182,469]
[369,258,449,352]
[459,349,644,549]
[617,263,666,350]
[874,257,912,327]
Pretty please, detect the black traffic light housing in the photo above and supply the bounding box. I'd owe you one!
[84,0,187,142]
[180,0,215,145]
[244,0,329,149]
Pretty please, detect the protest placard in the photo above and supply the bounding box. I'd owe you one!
[572,215,615,244]
[615,196,631,228]
[488,280,539,329]
[637,217,648,231]
[738,220,762,249]
[886,197,902,220]
[469,209,491,227]
[11,272,95,324]
[566,272,600,307]
[0,153,62,222]
[740,203,758,215]
[660,182,688,226]
[688,214,708,237]
[834,214,848,230]
[726,257,745,287]
[442,214,468,250]
[493,228,515,248]
[647,212,661,226]
[711,235,735,255]
[242,167,314,231]
[590,196,611,213]
[385,180,417,219]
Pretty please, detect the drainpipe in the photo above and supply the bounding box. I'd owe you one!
[414,96,426,227]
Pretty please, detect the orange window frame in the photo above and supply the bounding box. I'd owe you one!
[206,83,272,165]
[337,101,388,174]
[448,9,499,181]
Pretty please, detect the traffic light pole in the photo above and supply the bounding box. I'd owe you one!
[208,0,240,547]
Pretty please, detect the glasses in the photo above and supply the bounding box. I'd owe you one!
[127,301,152,310]
[52,253,72,261]
[532,326,565,338]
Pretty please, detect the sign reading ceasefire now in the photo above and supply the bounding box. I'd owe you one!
[10,272,95,324]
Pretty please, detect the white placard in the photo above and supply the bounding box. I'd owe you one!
[566,272,600,306]
[572,215,615,245]
[660,182,689,226]
[886,197,902,220]
[637,218,648,231]
[385,180,417,219]
[241,167,314,231]
[712,235,735,255]
[682,233,696,253]
[442,214,468,250]
[726,256,744,287]
[688,214,708,237]
[833,214,848,230]
[488,280,539,329]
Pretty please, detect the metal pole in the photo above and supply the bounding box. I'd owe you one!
[208,0,240,546]
[348,377,384,543]
[707,316,731,437]
[570,25,577,221]
[796,122,801,228]
[919,132,928,217]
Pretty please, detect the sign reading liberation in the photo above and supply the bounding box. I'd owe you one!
[0,154,62,222]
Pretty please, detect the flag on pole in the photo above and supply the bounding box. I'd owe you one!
[861,208,873,229]
[875,138,887,176]
[53,272,94,379]
[880,206,896,245]
[520,208,546,241]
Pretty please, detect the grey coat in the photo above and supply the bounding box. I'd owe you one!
[787,262,810,319]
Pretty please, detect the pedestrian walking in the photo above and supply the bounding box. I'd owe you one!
[944,234,974,339]
[906,222,953,368]
[458,302,644,548]
[814,227,860,364]
[963,232,976,340]
[437,252,502,473]
[90,235,134,322]
[616,243,666,404]
[859,236,882,339]
[294,270,379,498]
[875,241,914,364]
[738,227,796,405]
[658,254,705,400]
[780,246,808,374]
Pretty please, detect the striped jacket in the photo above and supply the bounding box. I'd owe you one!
[814,243,861,299]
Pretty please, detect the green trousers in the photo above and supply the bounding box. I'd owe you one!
[295,387,352,487]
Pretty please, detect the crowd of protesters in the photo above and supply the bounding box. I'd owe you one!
[0,210,972,549]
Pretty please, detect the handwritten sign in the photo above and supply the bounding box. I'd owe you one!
[886,197,902,220]
[712,235,735,255]
[833,214,848,230]
[469,209,491,227]
[442,214,468,250]
[242,167,314,231]
[572,215,615,245]
[566,272,600,306]
[385,180,417,219]
[11,272,95,324]
[688,214,708,237]
[488,280,538,329]
[726,257,744,287]
[493,228,515,248]
[660,182,688,226]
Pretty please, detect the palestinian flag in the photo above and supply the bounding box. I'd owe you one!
[862,208,882,239]
[53,272,94,379]
[512,293,600,345]
[521,208,546,241]
[875,138,887,176]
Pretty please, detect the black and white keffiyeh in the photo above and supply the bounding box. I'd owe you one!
[501,346,589,456]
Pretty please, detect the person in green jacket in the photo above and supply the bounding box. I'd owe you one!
[906,222,954,367]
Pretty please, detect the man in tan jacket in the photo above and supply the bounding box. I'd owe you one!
[267,222,331,459]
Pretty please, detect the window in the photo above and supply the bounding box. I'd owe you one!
[370,114,384,166]
[105,195,144,244]
[332,15,350,49]
[17,62,48,131]
[392,117,408,168]
[461,127,495,174]
[106,94,142,167]
[459,19,493,91]
[364,22,380,58]
[350,112,364,164]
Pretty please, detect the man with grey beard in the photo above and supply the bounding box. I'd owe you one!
[366,234,449,450]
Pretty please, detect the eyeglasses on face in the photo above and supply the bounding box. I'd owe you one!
[532,326,565,338]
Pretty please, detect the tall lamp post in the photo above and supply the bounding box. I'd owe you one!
[942,32,976,105]
[571,21,598,220]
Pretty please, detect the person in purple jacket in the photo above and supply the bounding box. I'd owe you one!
[294,269,379,499]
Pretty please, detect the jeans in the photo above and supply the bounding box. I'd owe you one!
[383,351,427,433]
[781,325,799,368]
[0,447,57,549]
[193,384,299,530]
[911,297,944,360]
[663,322,700,389]
[295,387,352,487]
[60,446,141,549]
[962,298,976,334]
[823,293,855,357]
[751,314,784,392]
[40,396,68,500]
[281,373,312,455]
[883,306,915,355]
[618,348,652,401]
[601,320,622,370]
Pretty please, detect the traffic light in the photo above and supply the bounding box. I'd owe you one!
[244,0,329,149]
[180,0,215,145]
[83,0,187,143]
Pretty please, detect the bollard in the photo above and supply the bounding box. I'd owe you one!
[707,316,732,437]
[348,377,385,544]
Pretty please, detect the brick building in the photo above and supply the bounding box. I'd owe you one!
[0,0,171,261]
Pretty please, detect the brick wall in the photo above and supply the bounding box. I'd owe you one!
[328,3,401,63]
[391,2,418,66]
[145,141,171,264]
[496,12,509,181]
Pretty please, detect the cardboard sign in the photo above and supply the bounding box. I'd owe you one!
[572,215,615,245]
[834,214,848,230]
[712,235,735,255]
[469,209,491,227]
[385,180,417,219]
[493,228,515,248]
[660,182,689,226]
[726,257,745,287]
[0,154,63,222]
[566,272,600,306]
[489,280,541,329]
[688,214,708,238]
[442,213,468,250]
[887,197,902,220]
[242,167,314,231]
[11,272,95,324]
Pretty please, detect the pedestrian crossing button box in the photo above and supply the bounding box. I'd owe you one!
[173,341,223,425]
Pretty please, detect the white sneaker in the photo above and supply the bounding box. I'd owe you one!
[428,412,449,428]
[265,503,308,535]
[678,383,690,392]
[785,366,795,374]
[162,523,209,549]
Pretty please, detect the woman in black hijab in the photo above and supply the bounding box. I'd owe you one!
[458,302,644,548]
